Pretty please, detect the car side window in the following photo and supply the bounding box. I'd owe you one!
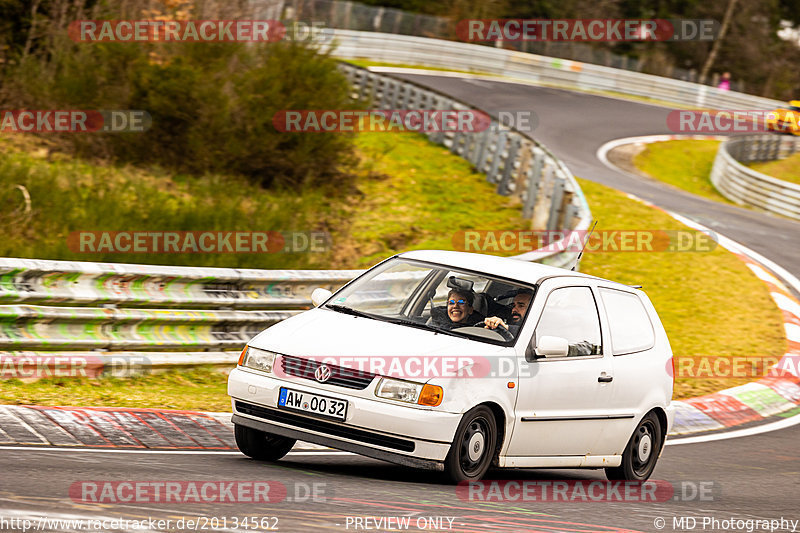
[534,286,602,357]
[598,288,655,355]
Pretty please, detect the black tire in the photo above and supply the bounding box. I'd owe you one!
[443,406,497,483]
[605,411,663,481]
[234,424,296,461]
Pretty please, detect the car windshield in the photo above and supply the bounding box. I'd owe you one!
[324,258,535,345]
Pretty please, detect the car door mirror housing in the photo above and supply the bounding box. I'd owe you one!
[311,288,332,307]
[535,335,570,357]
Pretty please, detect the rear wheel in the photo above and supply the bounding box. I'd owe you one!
[443,406,497,483]
[605,411,662,481]
[234,424,296,461]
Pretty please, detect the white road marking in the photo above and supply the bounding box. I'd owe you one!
[666,409,800,445]
[598,134,800,445]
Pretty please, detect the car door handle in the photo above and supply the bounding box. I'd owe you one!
[598,374,613,383]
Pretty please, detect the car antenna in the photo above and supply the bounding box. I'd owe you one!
[571,220,598,271]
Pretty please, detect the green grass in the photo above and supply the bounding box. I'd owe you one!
[749,152,800,186]
[578,178,786,398]
[342,132,527,266]
[0,367,232,411]
[0,134,787,407]
[633,140,732,204]
[0,133,526,269]
[0,137,341,269]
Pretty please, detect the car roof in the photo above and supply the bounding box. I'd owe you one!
[397,249,632,289]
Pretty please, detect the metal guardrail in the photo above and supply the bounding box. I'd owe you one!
[288,0,751,92]
[0,258,358,372]
[710,135,800,220]
[2,43,598,376]
[339,63,592,268]
[0,258,359,309]
[325,31,782,110]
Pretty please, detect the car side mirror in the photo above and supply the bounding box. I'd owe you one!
[535,335,569,358]
[311,288,332,307]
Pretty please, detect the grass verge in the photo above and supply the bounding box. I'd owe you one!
[632,139,731,204]
[0,368,232,412]
[749,152,800,186]
[577,178,786,399]
[0,135,787,408]
[0,133,525,269]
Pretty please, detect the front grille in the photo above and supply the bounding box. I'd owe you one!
[235,401,415,452]
[280,355,376,390]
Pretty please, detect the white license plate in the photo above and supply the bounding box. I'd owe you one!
[278,387,348,421]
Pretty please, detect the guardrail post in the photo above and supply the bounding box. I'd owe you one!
[379,79,392,108]
[497,135,521,195]
[522,149,545,220]
[511,141,533,197]
[547,175,566,232]
[430,98,451,145]
[486,130,508,184]
[475,128,496,174]
[468,128,489,167]
[368,72,379,106]
[770,137,780,160]
[532,164,555,229]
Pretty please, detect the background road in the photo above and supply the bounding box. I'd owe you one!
[392,74,800,287]
[2,78,799,533]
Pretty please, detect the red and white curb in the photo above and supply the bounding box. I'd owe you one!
[598,135,800,437]
[661,208,800,436]
[0,136,797,449]
[0,404,330,452]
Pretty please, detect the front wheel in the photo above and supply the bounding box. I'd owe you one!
[443,406,497,483]
[605,411,663,481]
[234,424,296,461]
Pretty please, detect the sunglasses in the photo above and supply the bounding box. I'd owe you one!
[447,299,467,305]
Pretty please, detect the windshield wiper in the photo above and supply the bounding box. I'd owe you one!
[325,304,375,319]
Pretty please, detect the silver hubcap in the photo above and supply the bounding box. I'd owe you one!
[467,433,485,461]
[638,434,652,462]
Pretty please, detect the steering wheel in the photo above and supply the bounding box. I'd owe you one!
[472,321,514,341]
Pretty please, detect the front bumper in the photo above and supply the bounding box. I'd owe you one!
[228,367,460,467]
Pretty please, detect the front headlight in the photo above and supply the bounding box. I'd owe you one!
[240,346,277,373]
[375,378,443,406]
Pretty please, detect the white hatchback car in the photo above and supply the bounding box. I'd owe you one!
[228,250,674,482]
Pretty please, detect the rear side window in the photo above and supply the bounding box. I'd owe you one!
[599,288,655,355]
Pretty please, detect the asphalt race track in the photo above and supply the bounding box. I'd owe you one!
[2,77,800,533]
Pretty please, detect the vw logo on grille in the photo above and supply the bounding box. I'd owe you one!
[314,364,332,383]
